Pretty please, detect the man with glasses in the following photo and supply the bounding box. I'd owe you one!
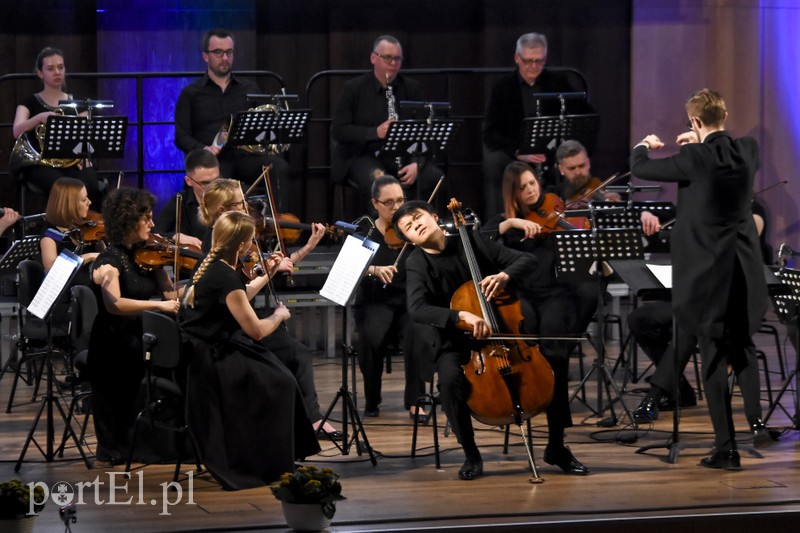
[331,34,443,213]
[174,28,290,211]
[155,149,219,249]
[482,33,593,216]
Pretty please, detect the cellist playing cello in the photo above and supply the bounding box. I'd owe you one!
[396,199,572,481]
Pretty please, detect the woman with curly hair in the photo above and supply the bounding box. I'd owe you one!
[87,187,181,465]
[181,211,319,488]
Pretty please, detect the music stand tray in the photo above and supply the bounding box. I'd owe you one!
[553,228,644,284]
[519,114,599,155]
[381,119,462,164]
[0,236,41,275]
[43,115,127,160]
[227,108,311,148]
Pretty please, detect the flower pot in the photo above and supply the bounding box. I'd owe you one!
[281,502,333,531]
[0,516,36,533]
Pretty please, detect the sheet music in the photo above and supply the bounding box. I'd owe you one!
[28,251,83,319]
[646,263,672,289]
[319,235,379,306]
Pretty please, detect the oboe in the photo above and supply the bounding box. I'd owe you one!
[385,73,402,172]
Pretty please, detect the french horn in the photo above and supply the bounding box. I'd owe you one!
[212,103,290,156]
[9,108,81,173]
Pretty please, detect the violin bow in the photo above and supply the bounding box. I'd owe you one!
[261,165,295,286]
[244,166,269,197]
[565,171,630,209]
[172,193,183,299]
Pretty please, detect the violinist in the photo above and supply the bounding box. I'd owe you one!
[180,211,320,488]
[40,177,105,286]
[555,140,621,206]
[483,161,591,475]
[154,149,220,249]
[394,200,536,480]
[87,188,182,465]
[354,176,427,421]
[197,178,342,439]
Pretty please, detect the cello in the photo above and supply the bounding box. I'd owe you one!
[447,198,555,482]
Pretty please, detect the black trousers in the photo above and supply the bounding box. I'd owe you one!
[346,154,442,214]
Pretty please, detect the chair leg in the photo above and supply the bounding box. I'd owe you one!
[692,350,703,401]
[756,350,774,407]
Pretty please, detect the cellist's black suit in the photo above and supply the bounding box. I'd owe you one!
[630,131,768,454]
[405,230,536,460]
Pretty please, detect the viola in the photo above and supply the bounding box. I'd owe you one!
[447,198,554,480]
[525,193,590,234]
[134,233,204,271]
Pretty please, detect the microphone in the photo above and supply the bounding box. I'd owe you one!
[20,213,47,224]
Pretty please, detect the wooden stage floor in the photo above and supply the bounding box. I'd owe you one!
[1,311,799,532]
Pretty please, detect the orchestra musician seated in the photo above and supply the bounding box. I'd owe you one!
[180,211,320,488]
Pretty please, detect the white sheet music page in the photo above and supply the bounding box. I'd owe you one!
[646,263,672,289]
[28,251,83,319]
[319,235,379,306]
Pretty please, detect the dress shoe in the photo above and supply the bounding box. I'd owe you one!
[699,449,741,470]
[321,429,344,441]
[364,407,380,418]
[458,456,483,480]
[750,418,774,449]
[409,410,430,425]
[658,393,698,411]
[632,396,659,424]
[543,445,590,475]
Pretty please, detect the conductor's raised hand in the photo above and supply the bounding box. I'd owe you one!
[640,135,664,150]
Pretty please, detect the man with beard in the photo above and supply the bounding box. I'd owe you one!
[554,140,621,205]
[174,29,291,211]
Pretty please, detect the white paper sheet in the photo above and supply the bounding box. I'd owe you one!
[646,263,672,289]
[319,235,379,306]
[28,250,83,319]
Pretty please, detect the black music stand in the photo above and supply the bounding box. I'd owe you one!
[227,108,310,151]
[381,119,461,181]
[519,114,600,156]
[15,250,91,470]
[43,115,127,164]
[0,236,41,274]
[764,266,800,429]
[317,235,379,464]
[592,201,676,255]
[556,226,642,425]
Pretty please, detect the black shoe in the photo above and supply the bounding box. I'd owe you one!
[320,429,344,441]
[409,411,430,425]
[658,393,697,411]
[458,455,483,480]
[750,418,774,449]
[364,407,380,418]
[543,446,590,475]
[700,449,741,470]
[632,396,659,424]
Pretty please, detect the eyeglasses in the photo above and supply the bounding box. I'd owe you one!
[686,120,694,129]
[206,49,234,58]
[519,57,547,66]
[224,200,246,210]
[375,197,406,209]
[372,52,404,64]
[187,174,219,187]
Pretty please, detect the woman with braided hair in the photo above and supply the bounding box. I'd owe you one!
[181,211,319,489]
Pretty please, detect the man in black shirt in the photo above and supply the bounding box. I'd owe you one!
[154,149,219,248]
[174,28,290,211]
[331,35,443,212]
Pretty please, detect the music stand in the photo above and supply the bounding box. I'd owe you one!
[317,235,379,464]
[555,226,642,425]
[764,266,800,429]
[0,236,41,274]
[519,114,600,156]
[592,201,676,254]
[381,119,462,176]
[227,108,310,150]
[15,250,91,470]
[43,115,127,163]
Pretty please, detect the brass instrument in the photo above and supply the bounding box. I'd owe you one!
[9,107,81,173]
[212,99,290,156]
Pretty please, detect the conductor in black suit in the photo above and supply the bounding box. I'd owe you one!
[481,32,591,216]
[630,88,768,470]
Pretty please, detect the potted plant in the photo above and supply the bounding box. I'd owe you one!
[270,466,345,531]
[0,479,46,533]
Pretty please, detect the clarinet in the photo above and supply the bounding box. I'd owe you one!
[385,74,402,172]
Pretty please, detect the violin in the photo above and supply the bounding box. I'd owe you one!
[238,240,270,280]
[525,193,590,234]
[76,210,106,243]
[257,212,343,244]
[134,233,204,271]
[565,172,628,209]
[447,198,554,481]
[383,227,403,250]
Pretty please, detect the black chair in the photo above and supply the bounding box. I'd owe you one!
[125,311,202,484]
[2,259,69,413]
[410,380,442,469]
[57,285,98,465]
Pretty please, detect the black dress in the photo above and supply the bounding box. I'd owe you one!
[180,260,320,489]
[87,244,169,463]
